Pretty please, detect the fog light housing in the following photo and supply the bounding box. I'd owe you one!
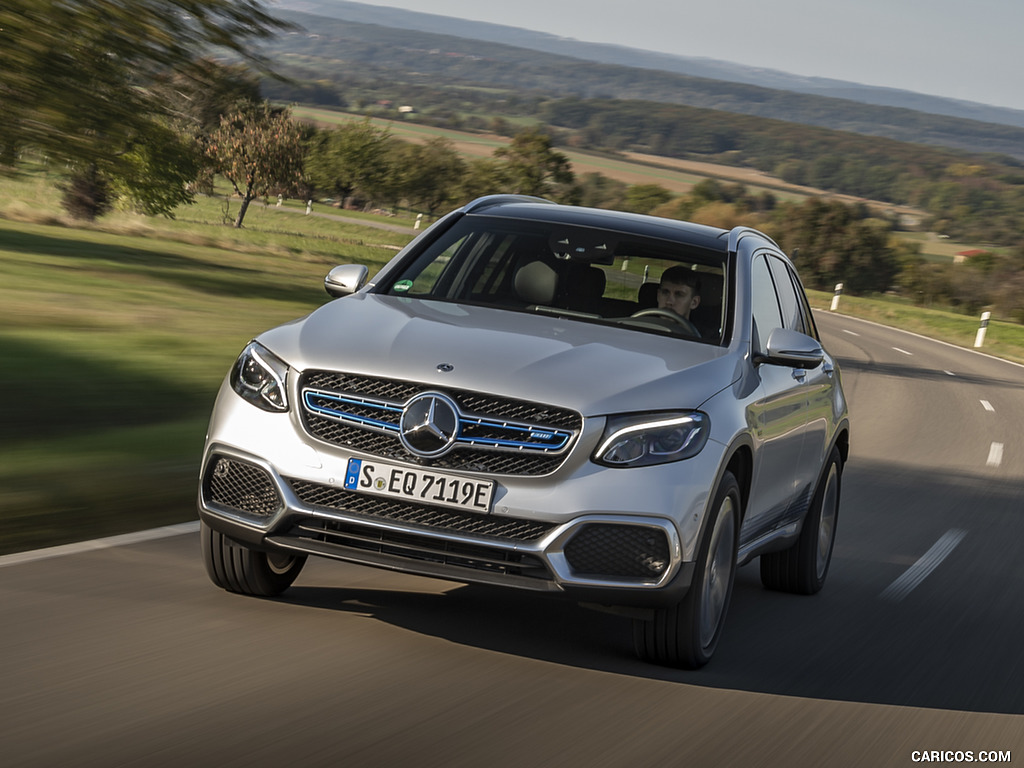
[564,523,671,579]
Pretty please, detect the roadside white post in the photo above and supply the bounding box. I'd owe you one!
[414,213,423,230]
[305,199,312,215]
[975,311,991,348]
[830,282,844,311]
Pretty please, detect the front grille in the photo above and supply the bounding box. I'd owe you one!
[299,370,581,476]
[287,479,554,541]
[285,515,553,582]
[204,456,282,517]
[563,523,671,579]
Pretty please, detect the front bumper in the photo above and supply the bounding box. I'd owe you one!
[198,382,723,607]
[200,445,699,606]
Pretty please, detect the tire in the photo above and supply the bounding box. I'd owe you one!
[201,521,306,597]
[760,445,842,595]
[634,471,740,669]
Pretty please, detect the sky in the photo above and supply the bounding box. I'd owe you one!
[337,0,1024,112]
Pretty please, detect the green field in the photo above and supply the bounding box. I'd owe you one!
[894,231,1010,262]
[0,185,413,555]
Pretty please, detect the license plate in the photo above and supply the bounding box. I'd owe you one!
[343,458,494,513]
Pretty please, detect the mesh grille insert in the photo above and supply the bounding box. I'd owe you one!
[564,523,671,579]
[204,456,282,517]
[288,479,555,541]
[298,370,581,476]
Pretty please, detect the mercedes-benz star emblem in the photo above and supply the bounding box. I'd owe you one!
[399,392,460,457]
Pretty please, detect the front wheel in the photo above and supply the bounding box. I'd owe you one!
[634,471,740,668]
[760,445,842,595]
[201,521,306,597]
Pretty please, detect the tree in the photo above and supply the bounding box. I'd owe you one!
[0,0,289,217]
[399,138,467,216]
[150,59,265,200]
[770,199,898,295]
[624,183,672,214]
[575,172,627,210]
[153,59,263,140]
[305,120,392,208]
[59,165,113,221]
[493,128,574,199]
[457,158,511,203]
[108,121,203,217]
[206,103,304,228]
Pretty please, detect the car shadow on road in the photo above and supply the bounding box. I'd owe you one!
[277,457,1024,716]
[836,355,1024,390]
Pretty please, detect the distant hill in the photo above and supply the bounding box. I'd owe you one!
[279,0,1024,131]
[264,5,1024,161]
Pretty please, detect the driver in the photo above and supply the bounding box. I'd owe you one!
[657,265,701,320]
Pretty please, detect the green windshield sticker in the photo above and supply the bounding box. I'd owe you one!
[393,280,413,293]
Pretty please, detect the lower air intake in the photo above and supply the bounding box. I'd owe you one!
[563,523,670,579]
[204,456,282,517]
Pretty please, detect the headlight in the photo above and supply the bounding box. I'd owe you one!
[593,412,709,467]
[229,341,289,412]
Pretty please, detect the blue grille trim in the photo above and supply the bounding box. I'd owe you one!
[302,388,573,454]
[303,390,401,433]
[458,416,571,452]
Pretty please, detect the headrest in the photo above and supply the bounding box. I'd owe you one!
[514,260,558,305]
[637,281,659,308]
[562,263,606,300]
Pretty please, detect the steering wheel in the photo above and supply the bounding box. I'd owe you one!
[630,307,700,336]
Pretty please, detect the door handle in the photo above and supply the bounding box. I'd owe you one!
[792,368,807,382]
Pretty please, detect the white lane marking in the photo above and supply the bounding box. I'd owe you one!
[880,529,967,602]
[987,442,1004,467]
[0,521,200,569]
[944,370,956,376]
[843,329,860,336]
[980,400,995,412]
[893,347,913,356]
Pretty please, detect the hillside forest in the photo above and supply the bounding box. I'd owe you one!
[4,1,1024,321]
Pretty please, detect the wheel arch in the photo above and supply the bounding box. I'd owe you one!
[833,422,851,466]
[721,438,754,525]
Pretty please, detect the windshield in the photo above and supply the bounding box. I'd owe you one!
[379,214,729,345]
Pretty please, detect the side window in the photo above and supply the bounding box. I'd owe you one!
[404,236,467,296]
[750,254,783,352]
[789,269,820,340]
[767,257,807,335]
[466,234,518,298]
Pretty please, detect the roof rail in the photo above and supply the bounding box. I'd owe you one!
[462,194,556,214]
[727,226,778,254]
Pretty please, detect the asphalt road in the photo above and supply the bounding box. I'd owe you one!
[3,312,1023,767]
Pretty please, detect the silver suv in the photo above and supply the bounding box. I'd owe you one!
[199,195,849,668]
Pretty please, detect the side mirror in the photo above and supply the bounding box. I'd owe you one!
[757,327,825,369]
[324,264,368,298]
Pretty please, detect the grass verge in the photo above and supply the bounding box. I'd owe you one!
[0,206,412,555]
[807,290,1024,365]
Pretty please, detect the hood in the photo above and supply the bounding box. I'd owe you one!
[258,294,739,414]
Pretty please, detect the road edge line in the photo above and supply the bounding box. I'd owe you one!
[0,521,200,569]
[815,311,1024,370]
